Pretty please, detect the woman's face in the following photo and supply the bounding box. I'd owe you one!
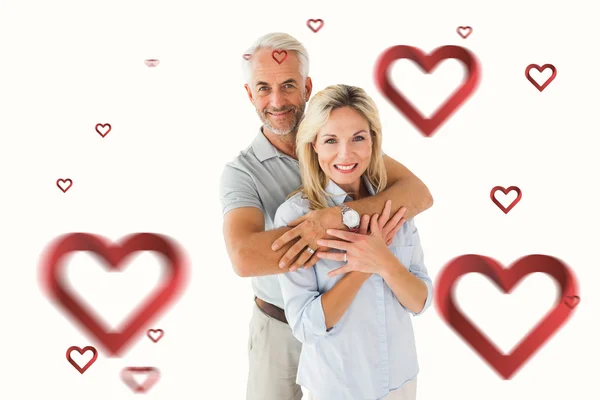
[312,106,373,188]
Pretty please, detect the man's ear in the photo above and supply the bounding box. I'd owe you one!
[304,76,313,101]
[244,83,254,104]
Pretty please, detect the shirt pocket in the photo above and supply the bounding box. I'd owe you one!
[391,244,414,270]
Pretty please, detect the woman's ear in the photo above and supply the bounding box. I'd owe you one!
[311,140,317,153]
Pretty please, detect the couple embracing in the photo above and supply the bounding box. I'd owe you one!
[220,32,434,400]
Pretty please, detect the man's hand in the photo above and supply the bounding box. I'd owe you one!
[271,200,407,272]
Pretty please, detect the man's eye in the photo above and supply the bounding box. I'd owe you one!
[258,87,269,91]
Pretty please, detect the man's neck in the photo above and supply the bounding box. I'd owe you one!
[262,127,297,159]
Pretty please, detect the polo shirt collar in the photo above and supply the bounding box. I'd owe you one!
[252,127,298,163]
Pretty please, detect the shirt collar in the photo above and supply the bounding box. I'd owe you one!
[252,127,297,162]
[325,174,377,206]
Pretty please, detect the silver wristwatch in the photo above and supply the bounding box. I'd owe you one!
[339,203,360,232]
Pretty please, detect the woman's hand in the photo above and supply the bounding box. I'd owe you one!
[316,213,403,277]
[272,200,406,272]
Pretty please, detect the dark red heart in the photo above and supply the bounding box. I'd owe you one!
[374,45,480,137]
[39,233,188,356]
[435,254,579,379]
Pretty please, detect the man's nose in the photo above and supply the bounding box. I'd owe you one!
[269,88,286,109]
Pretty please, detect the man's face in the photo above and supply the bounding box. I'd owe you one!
[245,48,312,136]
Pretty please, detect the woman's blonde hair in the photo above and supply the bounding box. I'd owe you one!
[289,84,387,210]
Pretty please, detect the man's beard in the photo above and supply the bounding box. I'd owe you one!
[257,101,306,136]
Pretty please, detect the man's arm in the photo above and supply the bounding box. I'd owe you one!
[340,155,433,220]
[272,156,433,269]
[222,207,300,277]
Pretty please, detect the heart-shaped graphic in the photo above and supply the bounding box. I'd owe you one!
[374,45,480,137]
[307,19,324,33]
[66,345,97,374]
[95,123,111,137]
[490,186,522,214]
[436,254,579,379]
[39,233,188,356]
[456,26,473,39]
[563,295,580,309]
[147,328,164,343]
[272,50,288,65]
[57,179,73,193]
[525,64,556,92]
[121,367,160,393]
[144,59,160,67]
[242,53,252,60]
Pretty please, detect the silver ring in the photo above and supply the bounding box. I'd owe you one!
[344,252,347,263]
[306,246,315,254]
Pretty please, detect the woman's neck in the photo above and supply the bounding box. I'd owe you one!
[337,177,368,200]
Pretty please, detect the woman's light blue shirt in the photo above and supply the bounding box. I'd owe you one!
[274,176,433,400]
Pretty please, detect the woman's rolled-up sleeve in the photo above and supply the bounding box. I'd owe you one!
[406,220,434,316]
[273,199,333,345]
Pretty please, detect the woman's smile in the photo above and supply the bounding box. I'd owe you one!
[333,163,359,173]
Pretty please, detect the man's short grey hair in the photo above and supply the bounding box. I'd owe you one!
[242,32,310,85]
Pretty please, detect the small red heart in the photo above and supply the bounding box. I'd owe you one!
[56,178,73,193]
[242,54,252,60]
[144,59,160,67]
[490,186,522,214]
[147,328,164,343]
[272,50,288,65]
[95,123,111,137]
[374,45,480,137]
[457,26,473,39]
[121,367,160,393]
[66,345,97,374]
[436,254,579,379]
[39,233,188,356]
[307,19,324,33]
[525,64,557,92]
[563,295,580,309]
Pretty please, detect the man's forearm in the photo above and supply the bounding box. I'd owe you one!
[322,272,370,330]
[235,227,299,277]
[349,176,433,221]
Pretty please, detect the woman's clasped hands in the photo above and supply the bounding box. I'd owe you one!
[316,200,407,277]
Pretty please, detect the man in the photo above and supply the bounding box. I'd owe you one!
[220,32,433,400]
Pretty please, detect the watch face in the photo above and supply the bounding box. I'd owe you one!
[344,209,360,228]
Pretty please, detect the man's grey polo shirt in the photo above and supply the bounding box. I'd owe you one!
[219,128,302,309]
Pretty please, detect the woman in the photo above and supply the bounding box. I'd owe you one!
[273,84,433,400]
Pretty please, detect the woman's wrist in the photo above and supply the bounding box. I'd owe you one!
[378,254,404,280]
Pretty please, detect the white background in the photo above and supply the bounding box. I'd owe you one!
[1,0,599,398]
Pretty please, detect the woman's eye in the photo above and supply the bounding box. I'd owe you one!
[325,139,335,144]
[354,136,365,141]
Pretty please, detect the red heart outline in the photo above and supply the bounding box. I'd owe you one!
[121,366,160,393]
[456,26,473,39]
[374,45,480,137]
[95,123,111,137]
[525,64,556,92]
[435,254,579,379]
[272,50,288,65]
[39,233,188,356]
[66,345,98,374]
[490,186,522,214]
[307,19,324,33]
[147,328,164,343]
[56,178,73,193]
[563,295,580,309]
